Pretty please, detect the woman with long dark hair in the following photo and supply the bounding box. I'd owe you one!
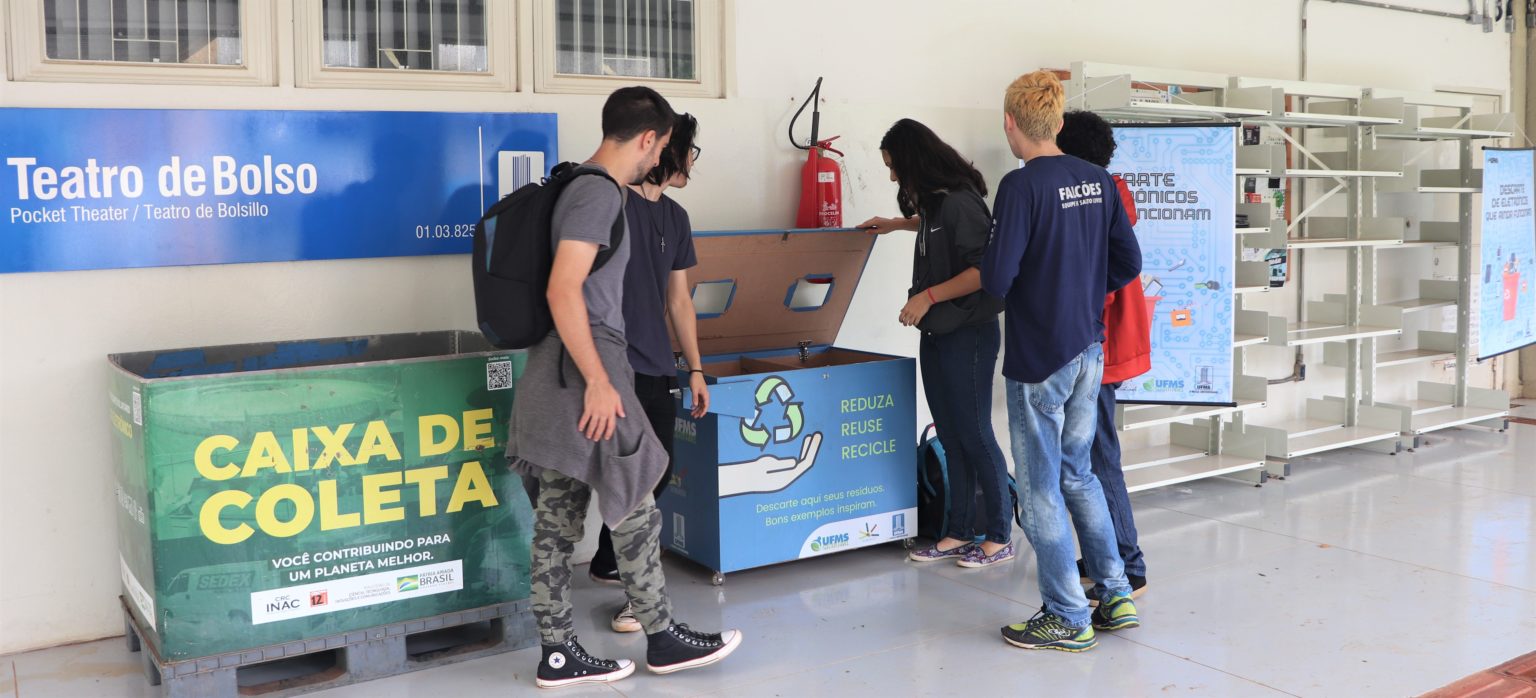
[859,119,1012,567]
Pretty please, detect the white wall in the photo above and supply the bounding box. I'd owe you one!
[0,0,1513,654]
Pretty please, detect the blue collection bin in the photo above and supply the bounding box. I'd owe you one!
[659,229,918,577]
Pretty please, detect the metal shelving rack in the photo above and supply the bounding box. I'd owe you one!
[1363,88,1514,444]
[1062,62,1514,490]
[1225,77,1406,468]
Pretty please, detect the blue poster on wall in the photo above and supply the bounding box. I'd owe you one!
[1478,147,1536,361]
[0,108,557,274]
[1110,124,1237,406]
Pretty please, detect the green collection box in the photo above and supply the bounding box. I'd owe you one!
[108,331,533,661]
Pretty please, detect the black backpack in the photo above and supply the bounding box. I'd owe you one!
[916,425,953,541]
[916,425,1023,541]
[472,162,625,349]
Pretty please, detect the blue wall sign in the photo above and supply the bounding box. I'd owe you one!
[1109,124,1237,406]
[0,108,557,274]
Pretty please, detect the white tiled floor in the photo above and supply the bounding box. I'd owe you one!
[5,411,1536,697]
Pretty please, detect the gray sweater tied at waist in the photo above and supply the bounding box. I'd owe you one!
[507,325,669,528]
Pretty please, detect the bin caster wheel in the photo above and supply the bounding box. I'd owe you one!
[711,572,725,586]
[901,538,915,550]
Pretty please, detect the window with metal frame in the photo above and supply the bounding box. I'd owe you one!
[43,0,242,65]
[555,0,696,81]
[322,0,489,73]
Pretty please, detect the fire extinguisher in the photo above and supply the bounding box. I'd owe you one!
[790,77,843,229]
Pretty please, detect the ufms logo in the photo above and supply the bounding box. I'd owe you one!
[810,533,850,552]
[891,513,908,538]
[675,416,698,444]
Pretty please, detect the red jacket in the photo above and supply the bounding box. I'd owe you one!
[1102,176,1151,385]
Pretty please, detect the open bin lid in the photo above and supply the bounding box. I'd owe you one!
[680,228,876,357]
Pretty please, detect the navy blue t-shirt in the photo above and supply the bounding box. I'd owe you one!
[621,192,698,377]
[981,155,1142,384]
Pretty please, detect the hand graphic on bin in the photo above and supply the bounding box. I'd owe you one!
[719,432,824,497]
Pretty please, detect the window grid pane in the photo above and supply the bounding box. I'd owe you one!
[321,0,488,73]
[555,0,695,81]
[43,0,242,65]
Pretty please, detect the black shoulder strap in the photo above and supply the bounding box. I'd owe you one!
[563,165,627,273]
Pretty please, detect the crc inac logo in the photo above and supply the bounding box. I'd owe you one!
[739,376,805,449]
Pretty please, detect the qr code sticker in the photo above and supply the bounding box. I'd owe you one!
[486,361,513,390]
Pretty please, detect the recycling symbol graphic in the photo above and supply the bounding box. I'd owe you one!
[739,376,804,449]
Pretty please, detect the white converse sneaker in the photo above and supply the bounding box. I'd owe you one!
[611,601,642,633]
[535,637,635,689]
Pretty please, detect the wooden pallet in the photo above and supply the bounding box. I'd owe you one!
[123,596,534,697]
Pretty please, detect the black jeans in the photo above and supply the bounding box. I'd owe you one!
[920,318,1012,544]
[591,372,676,575]
[1090,382,1145,578]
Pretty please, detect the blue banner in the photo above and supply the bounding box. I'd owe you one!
[1478,147,1536,360]
[0,108,557,273]
[1110,124,1237,405]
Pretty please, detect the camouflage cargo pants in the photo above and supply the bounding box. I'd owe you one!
[530,467,673,644]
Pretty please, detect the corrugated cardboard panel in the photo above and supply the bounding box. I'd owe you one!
[683,229,875,356]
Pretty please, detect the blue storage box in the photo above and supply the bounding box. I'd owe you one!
[659,229,918,577]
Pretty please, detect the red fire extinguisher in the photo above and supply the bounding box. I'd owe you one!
[790,78,843,228]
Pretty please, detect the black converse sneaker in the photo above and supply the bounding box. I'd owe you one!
[645,623,743,674]
[535,637,634,689]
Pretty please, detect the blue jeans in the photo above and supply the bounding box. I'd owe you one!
[1092,382,1146,580]
[919,319,1011,544]
[1007,342,1130,628]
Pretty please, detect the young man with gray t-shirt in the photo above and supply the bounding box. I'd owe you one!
[508,87,742,690]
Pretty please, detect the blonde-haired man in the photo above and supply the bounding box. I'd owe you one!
[981,70,1144,652]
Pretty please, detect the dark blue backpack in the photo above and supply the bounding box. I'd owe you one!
[916,425,1022,541]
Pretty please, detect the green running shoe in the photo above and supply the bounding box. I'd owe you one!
[1092,595,1141,631]
[1000,610,1097,652]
